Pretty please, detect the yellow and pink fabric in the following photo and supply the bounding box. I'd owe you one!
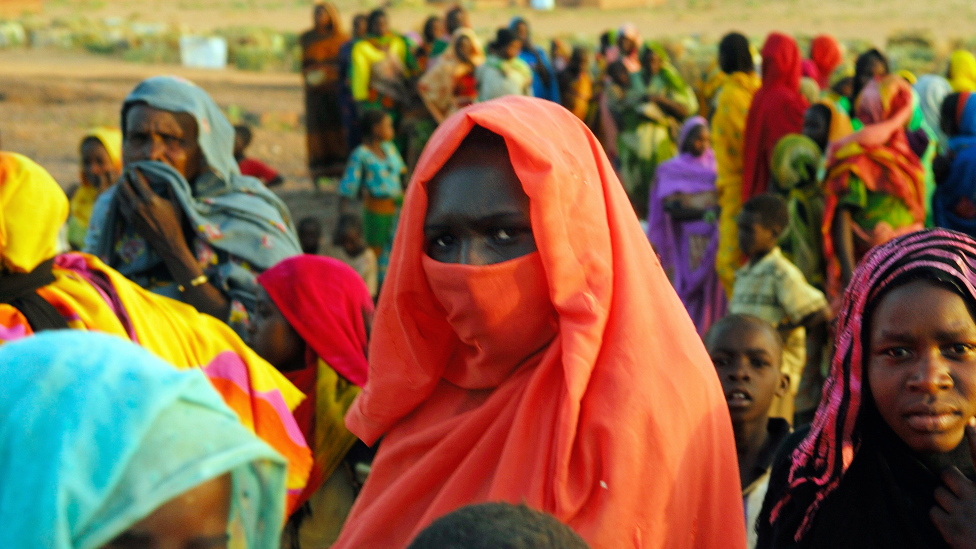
[0,151,312,515]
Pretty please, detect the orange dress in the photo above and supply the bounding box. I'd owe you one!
[333,96,746,549]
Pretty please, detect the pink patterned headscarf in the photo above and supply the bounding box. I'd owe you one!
[768,228,976,541]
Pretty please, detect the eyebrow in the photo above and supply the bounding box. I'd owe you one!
[710,348,775,358]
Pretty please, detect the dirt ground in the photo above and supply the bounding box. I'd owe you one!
[2,0,975,236]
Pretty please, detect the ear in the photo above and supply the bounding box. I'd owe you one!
[776,372,790,398]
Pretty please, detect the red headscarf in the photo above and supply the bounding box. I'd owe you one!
[742,33,809,201]
[810,35,843,89]
[257,255,372,388]
[333,96,745,549]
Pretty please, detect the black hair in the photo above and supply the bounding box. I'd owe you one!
[851,48,889,102]
[742,193,789,234]
[606,60,630,85]
[332,213,363,247]
[704,313,784,354]
[359,109,389,141]
[367,9,387,36]
[719,32,753,74]
[406,502,591,549]
[445,6,466,35]
[234,124,253,148]
[941,92,961,137]
[598,31,612,54]
[490,27,519,53]
[423,15,442,44]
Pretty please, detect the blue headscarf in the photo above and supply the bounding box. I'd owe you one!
[85,76,302,333]
[0,331,288,549]
[914,75,953,149]
[934,93,976,235]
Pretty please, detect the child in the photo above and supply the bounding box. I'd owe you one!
[234,124,284,187]
[406,503,590,549]
[730,193,830,423]
[757,229,976,549]
[705,314,791,549]
[337,110,405,260]
[332,213,378,299]
[647,116,724,336]
[297,216,322,255]
[248,255,375,548]
[68,128,122,250]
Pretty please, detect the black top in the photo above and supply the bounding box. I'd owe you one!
[756,415,975,549]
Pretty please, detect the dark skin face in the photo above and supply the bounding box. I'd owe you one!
[353,16,368,39]
[503,39,522,61]
[101,474,231,549]
[645,50,664,76]
[298,225,320,255]
[341,228,367,257]
[618,36,637,56]
[855,58,888,97]
[372,14,389,37]
[868,281,976,454]
[247,286,306,373]
[737,211,780,263]
[81,138,120,193]
[424,139,536,265]
[682,126,710,158]
[313,5,331,31]
[803,107,831,153]
[708,321,788,425]
[455,35,474,64]
[514,22,529,43]
[124,104,203,182]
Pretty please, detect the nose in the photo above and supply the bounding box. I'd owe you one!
[458,238,489,266]
[726,356,751,381]
[907,349,954,394]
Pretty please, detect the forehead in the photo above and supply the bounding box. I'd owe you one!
[870,280,975,333]
[125,104,192,134]
[425,143,527,221]
[81,139,109,156]
[707,321,780,353]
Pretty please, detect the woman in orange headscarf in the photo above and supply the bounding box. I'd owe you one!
[332,96,745,549]
[822,75,926,302]
[742,33,809,201]
[301,2,350,179]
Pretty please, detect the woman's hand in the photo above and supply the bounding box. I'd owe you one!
[931,421,976,549]
[117,167,192,264]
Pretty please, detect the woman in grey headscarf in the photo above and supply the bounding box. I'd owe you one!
[85,76,301,335]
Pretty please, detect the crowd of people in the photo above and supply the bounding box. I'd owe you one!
[5,2,976,548]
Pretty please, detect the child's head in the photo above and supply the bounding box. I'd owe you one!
[297,216,322,255]
[803,104,832,153]
[866,273,976,454]
[705,315,788,426]
[332,213,367,256]
[737,193,788,258]
[360,110,394,144]
[423,15,444,45]
[941,92,962,138]
[80,135,120,191]
[233,124,253,158]
[406,502,590,549]
[606,60,631,89]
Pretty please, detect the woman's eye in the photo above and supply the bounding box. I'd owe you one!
[492,228,521,243]
[945,343,976,357]
[431,234,455,248]
[751,359,770,369]
[884,347,911,359]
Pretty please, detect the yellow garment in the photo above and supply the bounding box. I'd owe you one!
[818,97,854,143]
[0,152,67,273]
[67,127,122,249]
[351,37,408,101]
[949,50,976,92]
[0,151,312,512]
[711,71,762,296]
[312,358,361,494]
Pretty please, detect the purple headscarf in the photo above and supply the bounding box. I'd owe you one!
[647,116,725,334]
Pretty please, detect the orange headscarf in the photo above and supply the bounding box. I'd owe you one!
[334,96,745,549]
